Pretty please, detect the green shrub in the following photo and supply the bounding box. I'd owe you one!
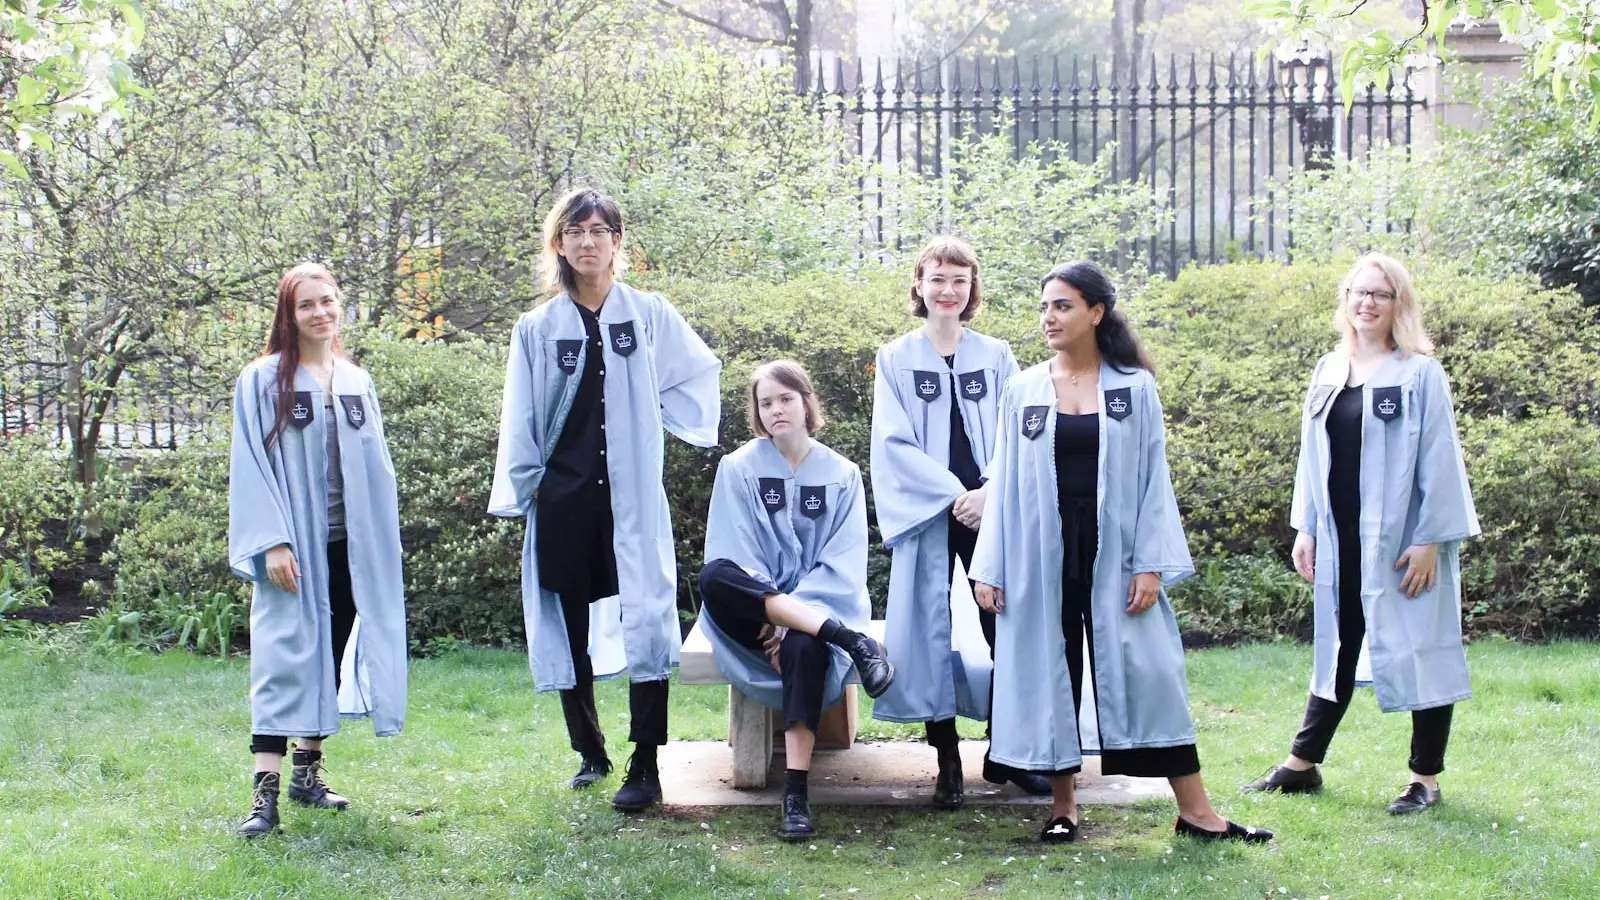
[105,439,239,608]
[0,435,74,578]
[1169,551,1313,644]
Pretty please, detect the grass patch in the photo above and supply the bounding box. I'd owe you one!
[0,638,1595,897]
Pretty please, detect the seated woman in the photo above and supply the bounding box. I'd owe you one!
[697,360,895,841]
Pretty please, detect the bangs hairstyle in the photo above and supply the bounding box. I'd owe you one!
[910,235,983,321]
[1334,252,1434,356]
[747,360,826,437]
[538,187,627,298]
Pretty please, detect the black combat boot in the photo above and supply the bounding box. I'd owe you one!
[287,748,351,810]
[237,771,281,839]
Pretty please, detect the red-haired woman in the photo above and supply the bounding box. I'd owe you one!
[228,263,408,838]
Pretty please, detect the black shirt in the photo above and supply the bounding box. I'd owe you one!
[1055,412,1100,582]
[540,301,610,506]
[1326,385,1363,540]
[943,354,983,492]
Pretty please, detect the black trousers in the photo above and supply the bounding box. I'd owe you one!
[557,587,669,759]
[1289,528,1454,776]
[924,514,997,751]
[251,540,357,755]
[1043,496,1202,779]
[697,559,831,735]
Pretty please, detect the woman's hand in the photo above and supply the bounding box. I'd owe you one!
[265,544,300,594]
[1291,532,1315,583]
[952,485,988,530]
[760,624,788,673]
[975,582,1005,614]
[1395,543,1440,597]
[1125,572,1161,615]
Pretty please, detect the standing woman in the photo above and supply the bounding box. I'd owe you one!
[1243,253,1478,815]
[489,188,721,811]
[229,263,409,838]
[970,261,1270,844]
[869,236,1049,807]
[697,361,895,840]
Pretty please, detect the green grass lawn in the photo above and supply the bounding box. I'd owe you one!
[1,637,1596,898]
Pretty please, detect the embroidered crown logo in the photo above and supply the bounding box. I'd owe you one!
[1025,412,1041,430]
[350,406,364,423]
[615,333,633,349]
[804,495,821,510]
[292,403,308,419]
[1107,396,1128,414]
[964,379,982,394]
[919,379,936,395]
[561,350,578,367]
[764,488,781,505]
[1377,398,1396,416]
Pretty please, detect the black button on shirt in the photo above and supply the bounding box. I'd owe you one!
[540,302,610,506]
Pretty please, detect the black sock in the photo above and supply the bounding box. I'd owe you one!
[816,617,860,648]
[784,768,808,798]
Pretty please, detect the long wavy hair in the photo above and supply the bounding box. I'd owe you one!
[1334,252,1434,356]
[262,262,345,448]
[1039,260,1154,373]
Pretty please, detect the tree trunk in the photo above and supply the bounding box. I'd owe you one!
[792,0,812,93]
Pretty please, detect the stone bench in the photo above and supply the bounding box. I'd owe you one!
[679,618,886,789]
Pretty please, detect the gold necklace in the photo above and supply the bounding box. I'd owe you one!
[1057,361,1096,386]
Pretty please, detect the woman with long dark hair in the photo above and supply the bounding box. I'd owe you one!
[1243,253,1478,815]
[228,262,408,838]
[868,235,1049,808]
[970,261,1270,845]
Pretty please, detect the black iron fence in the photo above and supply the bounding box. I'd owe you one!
[809,52,1425,273]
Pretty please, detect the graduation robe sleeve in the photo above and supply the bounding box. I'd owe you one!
[1130,379,1195,585]
[869,345,966,548]
[703,457,779,586]
[651,295,722,448]
[228,366,297,582]
[1411,359,1480,545]
[488,320,545,518]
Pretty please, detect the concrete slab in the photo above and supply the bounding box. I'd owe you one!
[658,740,1173,807]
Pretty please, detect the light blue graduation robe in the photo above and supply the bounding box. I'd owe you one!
[969,361,1196,772]
[869,328,1018,724]
[699,438,871,711]
[228,356,408,738]
[488,282,721,691]
[1291,350,1479,712]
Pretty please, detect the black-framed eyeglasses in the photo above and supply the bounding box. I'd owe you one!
[1346,287,1396,304]
[560,226,617,241]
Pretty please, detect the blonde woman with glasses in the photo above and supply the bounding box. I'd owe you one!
[1244,253,1480,816]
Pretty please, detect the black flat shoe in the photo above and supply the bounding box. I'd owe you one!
[843,634,895,698]
[611,752,662,811]
[1241,764,1322,795]
[932,754,964,810]
[1174,816,1273,843]
[1386,782,1441,815]
[569,756,612,790]
[982,757,1053,796]
[1039,815,1079,844]
[777,792,816,841]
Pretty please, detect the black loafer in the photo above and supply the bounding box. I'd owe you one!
[570,756,612,790]
[982,757,1053,796]
[777,793,816,841]
[1175,816,1273,843]
[844,634,895,698]
[1039,815,1079,844]
[932,755,964,810]
[1386,782,1441,815]
[1241,764,1322,795]
[611,753,661,811]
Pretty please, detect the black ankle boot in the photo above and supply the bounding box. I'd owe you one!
[842,634,895,698]
[982,756,1053,796]
[777,791,816,841]
[570,755,612,790]
[611,751,662,811]
[932,750,965,810]
[287,748,351,810]
[237,771,281,838]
